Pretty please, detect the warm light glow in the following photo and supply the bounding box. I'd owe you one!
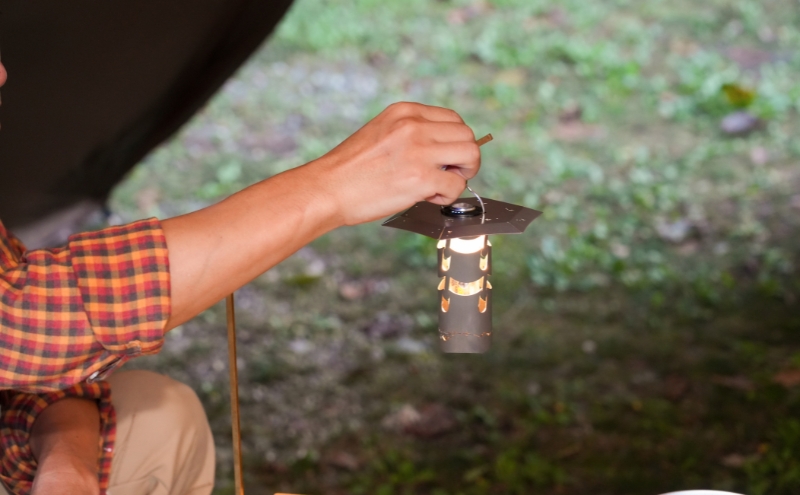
[480,254,489,271]
[487,281,493,289]
[478,296,488,313]
[438,277,446,291]
[449,235,486,254]
[441,296,450,312]
[441,255,451,271]
[449,276,484,296]
[437,239,446,249]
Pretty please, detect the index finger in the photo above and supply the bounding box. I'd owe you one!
[387,101,465,123]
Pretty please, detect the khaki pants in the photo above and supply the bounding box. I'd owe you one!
[2,370,215,495]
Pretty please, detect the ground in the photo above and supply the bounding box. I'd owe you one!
[111,0,800,493]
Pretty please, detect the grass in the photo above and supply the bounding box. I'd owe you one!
[112,0,800,493]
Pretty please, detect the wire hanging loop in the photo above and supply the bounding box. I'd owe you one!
[469,133,492,224]
[466,183,486,224]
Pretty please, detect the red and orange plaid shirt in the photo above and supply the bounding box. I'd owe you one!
[0,218,171,495]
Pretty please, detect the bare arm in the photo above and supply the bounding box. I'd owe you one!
[163,102,480,328]
[29,398,100,495]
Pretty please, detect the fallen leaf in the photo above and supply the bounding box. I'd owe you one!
[381,404,421,430]
[447,1,490,25]
[325,451,360,471]
[725,46,777,71]
[404,404,457,438]
[555,444,581,459]
[362,312,413,339]
[721,83,756,108]
[338,280,366,300]
[712,375,755,392]
[545,8,569,27]
[663,375,690,401]
[494,68,526,87]
[721,453,747,468]
[773,369,800,388]
[551,121,603,142]
[558,102,582,123]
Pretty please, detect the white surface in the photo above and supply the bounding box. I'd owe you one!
[660,491,745,495]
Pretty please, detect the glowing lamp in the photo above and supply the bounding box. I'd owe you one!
[383,197,541,353]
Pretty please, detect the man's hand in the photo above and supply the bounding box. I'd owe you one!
[29,398,101,495]
[314,102,480,225]
[163,102,480,328]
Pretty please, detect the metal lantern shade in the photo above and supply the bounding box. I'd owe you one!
[383,197,541,353]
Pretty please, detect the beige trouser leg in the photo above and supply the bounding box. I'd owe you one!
[106,370,215,495]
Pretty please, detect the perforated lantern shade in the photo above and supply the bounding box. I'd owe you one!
[437,235,493,352]
[383,197,541,353]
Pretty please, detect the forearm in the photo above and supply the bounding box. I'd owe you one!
[163,161,340,328]
[29,398,100,495]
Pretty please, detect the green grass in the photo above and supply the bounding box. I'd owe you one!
[112,0,800,493]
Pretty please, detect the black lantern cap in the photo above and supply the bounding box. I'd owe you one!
[382,197,542,240]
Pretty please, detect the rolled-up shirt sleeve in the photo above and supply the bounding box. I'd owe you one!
[0,218,170,392]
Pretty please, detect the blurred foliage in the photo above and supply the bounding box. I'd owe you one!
[111,0,800,493]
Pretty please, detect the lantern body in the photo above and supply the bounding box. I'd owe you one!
[437,235,492,353]
[382,197,541,353]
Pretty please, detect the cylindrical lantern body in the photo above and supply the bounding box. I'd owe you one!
[437,235,492,353]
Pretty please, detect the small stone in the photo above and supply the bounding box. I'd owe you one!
[581,339,596,354]
[655,218,692,243]
[610,243,630,259]
[720,111,763,137]
[288,339,313,355]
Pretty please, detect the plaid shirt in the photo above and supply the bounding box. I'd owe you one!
[0,218,171,495]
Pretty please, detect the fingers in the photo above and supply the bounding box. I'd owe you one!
[422,121,476,144]
[429,141,481,179]
[384,101,464,123]
[424,168,468,205]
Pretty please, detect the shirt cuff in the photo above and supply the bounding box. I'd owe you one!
[69,218,171,363]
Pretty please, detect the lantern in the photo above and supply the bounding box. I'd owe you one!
[382,196,541,353]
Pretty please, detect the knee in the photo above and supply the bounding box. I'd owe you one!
[109,370,212,444]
